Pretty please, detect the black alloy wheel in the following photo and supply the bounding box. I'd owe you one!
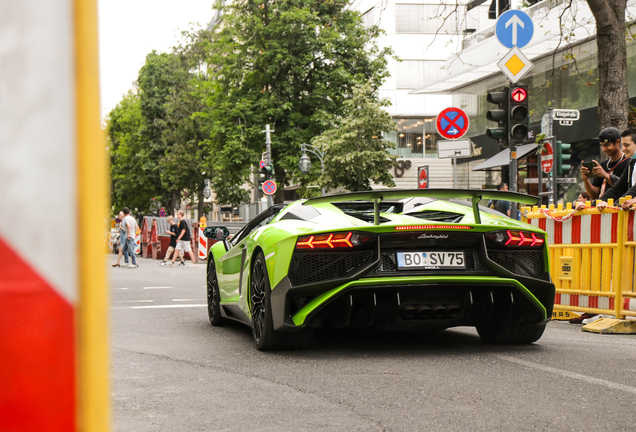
[250,251,314,351]
[207,260,227,326]
[250,253,268,345]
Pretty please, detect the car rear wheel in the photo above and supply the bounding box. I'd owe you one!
[477,322,546,344]
[251,251,313,351]
[207,259,228,326]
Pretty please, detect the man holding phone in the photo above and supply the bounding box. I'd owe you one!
[577,127,636,211]
[580,127,629,200]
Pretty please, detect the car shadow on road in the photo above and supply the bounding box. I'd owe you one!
[202,321,547,358]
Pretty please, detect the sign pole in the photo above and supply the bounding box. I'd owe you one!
[262,124,274,208]
[452,157,457,188]
[510,143,518,218]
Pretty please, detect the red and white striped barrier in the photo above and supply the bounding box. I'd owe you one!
[198,227,208,260]
[555,293,615,311]
[624,297,636,313]
[528,213,620,245]
[135,232,141,255]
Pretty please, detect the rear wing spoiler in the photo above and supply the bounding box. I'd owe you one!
[303,188,539,225]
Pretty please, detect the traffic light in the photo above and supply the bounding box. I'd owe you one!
[486,87,509,146]
[556,141,572,175]
[258,163,273,191]
[509,86,529,142]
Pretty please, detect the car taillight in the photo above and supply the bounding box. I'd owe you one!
[394,225,472,230]
[486,230,545,247]
[295,232,374,250]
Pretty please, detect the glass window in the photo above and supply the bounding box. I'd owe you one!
[385,117,441,158]
[396,4,460,34]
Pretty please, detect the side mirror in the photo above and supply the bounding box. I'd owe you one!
[203,226,230,241]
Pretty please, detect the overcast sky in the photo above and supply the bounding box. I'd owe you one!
[98,0,213,119]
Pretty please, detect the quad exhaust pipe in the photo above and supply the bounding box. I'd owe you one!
[399,303,461,320]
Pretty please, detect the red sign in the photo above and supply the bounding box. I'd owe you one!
[436,107,469,140]
[262,180,277,195]
[259,159,266,169]
[418,166,429,189]
[541,142,554,174]
[511,87,527,102]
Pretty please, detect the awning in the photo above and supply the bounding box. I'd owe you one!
[472,143,537,171]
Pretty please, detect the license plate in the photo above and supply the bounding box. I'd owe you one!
[396,251,465,270]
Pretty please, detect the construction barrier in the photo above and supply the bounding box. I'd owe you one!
[521,197,636,320]
[0,1,108,430]
[198,227,208,260]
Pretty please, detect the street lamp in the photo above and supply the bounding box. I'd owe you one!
[298,143,325,196]
[299,152,312,174]
[203,179,212,199]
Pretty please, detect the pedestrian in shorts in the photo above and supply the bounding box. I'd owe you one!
[158,215,185,266]
[170,210,198,267]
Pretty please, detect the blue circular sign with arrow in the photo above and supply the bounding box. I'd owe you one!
[496,10,534,49]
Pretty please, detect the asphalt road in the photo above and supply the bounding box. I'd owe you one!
[110,257,636,432]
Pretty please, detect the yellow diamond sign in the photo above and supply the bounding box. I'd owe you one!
[498,46,533,83]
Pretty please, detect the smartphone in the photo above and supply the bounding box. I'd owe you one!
[582,162,599,178]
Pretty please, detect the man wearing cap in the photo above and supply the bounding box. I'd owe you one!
[580,127,630,200]
[576,127,636,211]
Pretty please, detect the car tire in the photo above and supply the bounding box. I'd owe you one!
[250,251,313,351]
[207,259,228,326]
[477,322,546,344]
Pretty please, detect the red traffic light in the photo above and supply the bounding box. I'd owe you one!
[511,87,527,103]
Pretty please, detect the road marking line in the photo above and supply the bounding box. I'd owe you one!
[115,287,128,290]
[128,304,206,309]
[143,286,172,289]
[499,355,636,395]
[113,300,154,304]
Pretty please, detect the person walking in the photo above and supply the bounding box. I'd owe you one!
[122,207,138,268]
[170,210,198,267]
[580,127,630,200]
[112,211,129,267]
[158,215,185,266]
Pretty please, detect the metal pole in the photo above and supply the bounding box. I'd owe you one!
[321,160,325,197]
[263,124,274,208]
[510,142,517,219]
[452,157,457,189]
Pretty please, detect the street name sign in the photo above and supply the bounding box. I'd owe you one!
[553,109,580,120]
[436,107,469,140]
[496,10,534,48]
[498,46,533,83]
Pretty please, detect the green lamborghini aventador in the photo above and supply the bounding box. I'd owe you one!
[203,189,554,351]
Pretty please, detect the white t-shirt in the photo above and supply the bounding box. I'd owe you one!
[632,162,636,187]
[123,215,138,239]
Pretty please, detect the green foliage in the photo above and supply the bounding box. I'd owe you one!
[312,81,398,191]
[107,92,154,213]
[199,0,393,202]
[108,0,393,208]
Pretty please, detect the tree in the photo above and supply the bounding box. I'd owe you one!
[200,0,394,202]
[107,91,153,213]
[312,81,398,191]
[586,0,628,130]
